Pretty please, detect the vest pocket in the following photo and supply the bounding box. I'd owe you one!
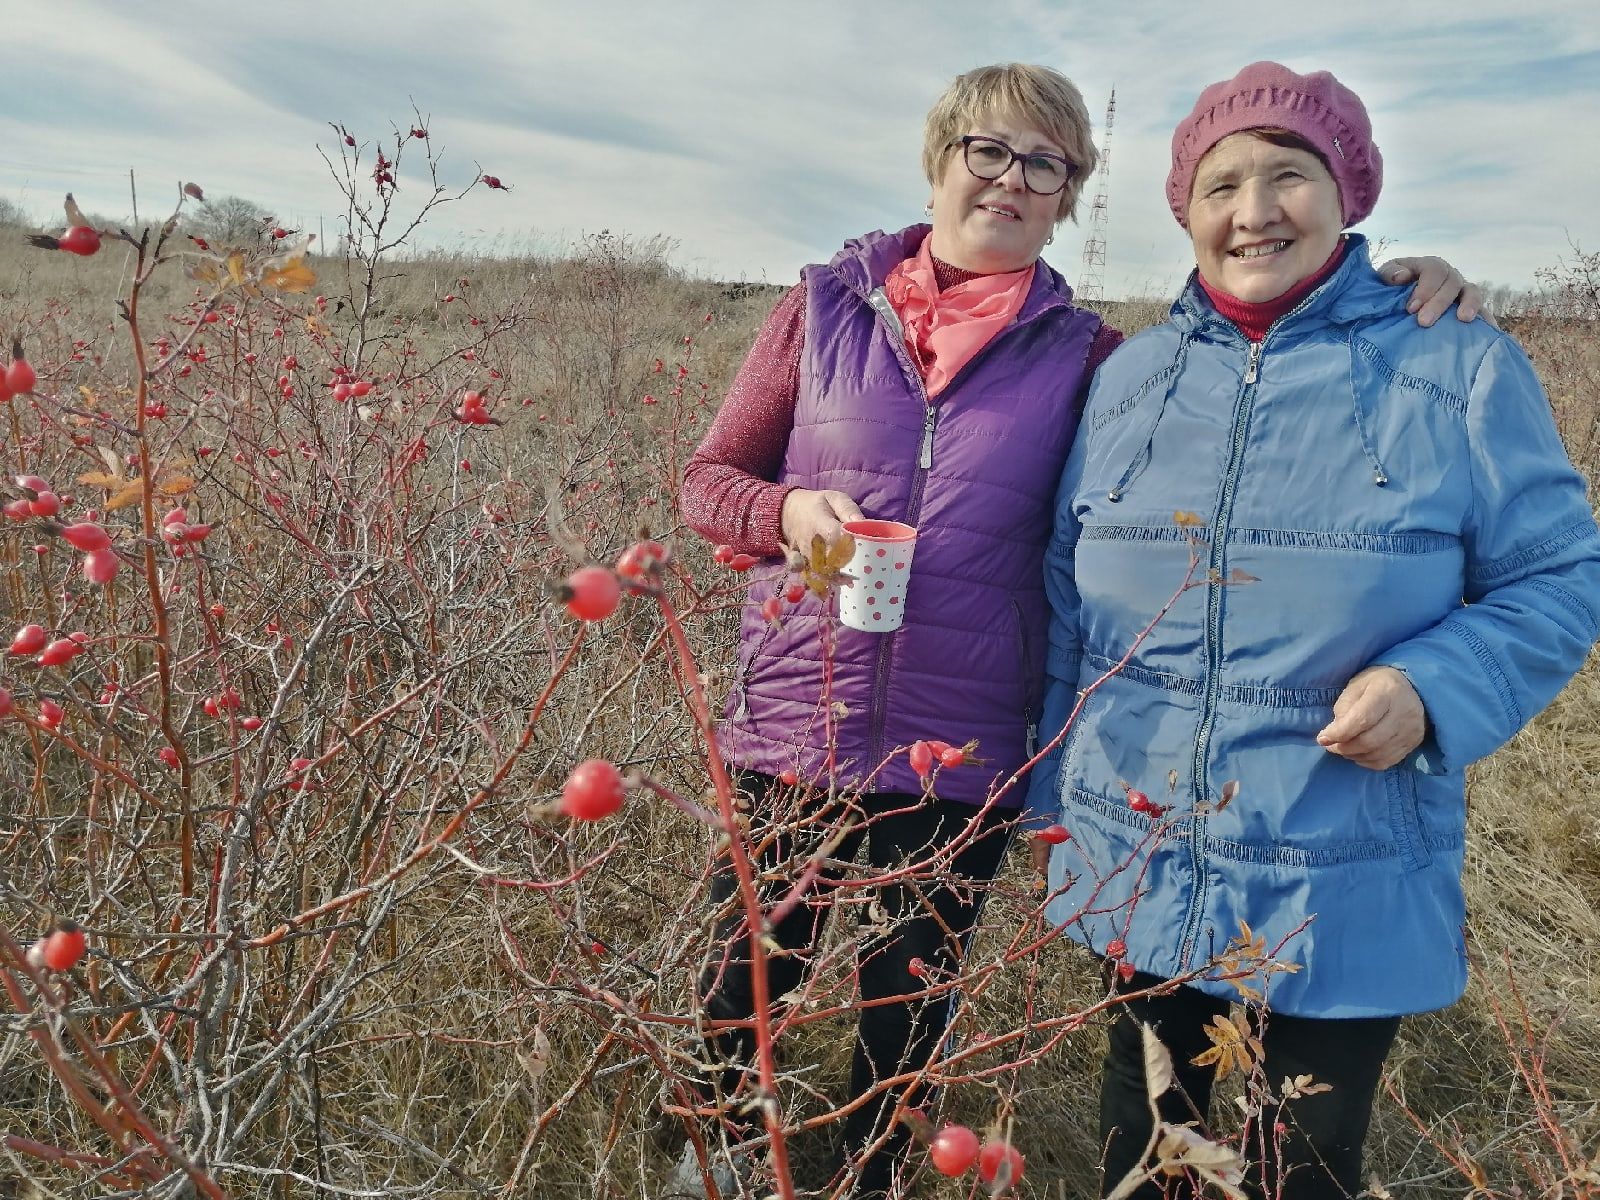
[1385,765,1431,872]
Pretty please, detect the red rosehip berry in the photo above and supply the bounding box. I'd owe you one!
[560,759,627,821]
[616,539,666,582]
[711,544,735,565]
[778,768,799,787]
[1127,790,1152,813]
[726,553,759,572]
[10,624,48,656]
[1106,937,1128,960]
[784,582,806,604]
[561,566,621,622]
[937,745,966,768]
[977,1140,1025,1190]
[40,922,87,971]
[38,638,83,667]
[1035,823,1071,845]
[928,1124,980,1177]
[241,716,263,731]
[1117,961,1137,982]
[59,226,101,257]
[760,597,782,622]
[909,740,935,780]
[81,548,119,585]
[159,746,180,769]
[59,522,111,552]
[37,698,64,729]
[7,355,37,394]
[28,491,61,517]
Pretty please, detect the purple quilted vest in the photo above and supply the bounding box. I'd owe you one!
[722,225,1100,806]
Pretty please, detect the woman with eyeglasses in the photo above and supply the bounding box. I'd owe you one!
[673,62,1478,1199]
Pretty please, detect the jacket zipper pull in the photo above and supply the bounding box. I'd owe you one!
[1027,721,1038,757]
[1244,341,1262,385]
[919,405,938,469]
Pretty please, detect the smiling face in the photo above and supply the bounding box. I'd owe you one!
[927,116,1065,275]
[1187,132,1345,302]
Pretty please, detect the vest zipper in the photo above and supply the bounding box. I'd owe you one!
[918,405,938,469]
[858,281,1071,791]
[863,287,934,791]
[1011,597,1039,755]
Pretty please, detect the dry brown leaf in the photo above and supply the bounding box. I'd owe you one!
[187,259,222,285]
[1173,510,1204,527]
[1141,1022,1175,1099]
[800,531,857,597]
[262,256,317,294]
[225,252,247,285]
[107,480,147,511]
[1189,1012,1262,1081]
[77,470,125,491]
[1218,779,1241,812]
[156,474,196,497]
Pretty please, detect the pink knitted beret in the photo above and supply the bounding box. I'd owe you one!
[1166,61,1383,229]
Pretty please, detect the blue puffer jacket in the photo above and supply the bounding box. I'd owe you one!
[1036,237,1600,1018]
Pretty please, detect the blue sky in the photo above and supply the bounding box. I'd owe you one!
[2,0,1595,298]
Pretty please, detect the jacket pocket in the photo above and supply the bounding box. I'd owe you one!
[1385,765,1431,872]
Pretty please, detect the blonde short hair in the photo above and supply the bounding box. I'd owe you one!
[922,64,1099,223]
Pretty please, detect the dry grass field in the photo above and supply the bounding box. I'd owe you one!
[0,182,1595,1200]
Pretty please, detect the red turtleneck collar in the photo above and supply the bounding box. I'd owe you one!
[1198,238,1348,342]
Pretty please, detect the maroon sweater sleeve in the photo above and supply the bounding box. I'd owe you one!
[1075,323,1127,413]
[680,284,806,556]
[1087,324,1126,374]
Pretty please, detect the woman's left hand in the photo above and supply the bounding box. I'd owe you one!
[1376,256,1485,327]
[1317,665,1427,770]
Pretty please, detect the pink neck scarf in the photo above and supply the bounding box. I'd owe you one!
[883,236,1036,398]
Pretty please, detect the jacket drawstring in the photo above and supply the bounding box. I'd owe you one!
[1107,334,1191,503]
[1347,335,1391,487]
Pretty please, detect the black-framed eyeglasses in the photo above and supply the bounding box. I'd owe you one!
[954,135,1077,195]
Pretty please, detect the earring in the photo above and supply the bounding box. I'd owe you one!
[1045,233,1055,245]
[923,203,933,217]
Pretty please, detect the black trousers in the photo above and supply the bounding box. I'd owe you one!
[696,771,1013,1196]
[1100,968,1401,1199]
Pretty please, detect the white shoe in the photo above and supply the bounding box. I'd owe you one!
[661,1141,761,1198]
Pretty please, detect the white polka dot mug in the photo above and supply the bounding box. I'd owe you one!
[838,519,917,632]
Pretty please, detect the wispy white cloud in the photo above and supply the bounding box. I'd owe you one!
[1,0,1593,295]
